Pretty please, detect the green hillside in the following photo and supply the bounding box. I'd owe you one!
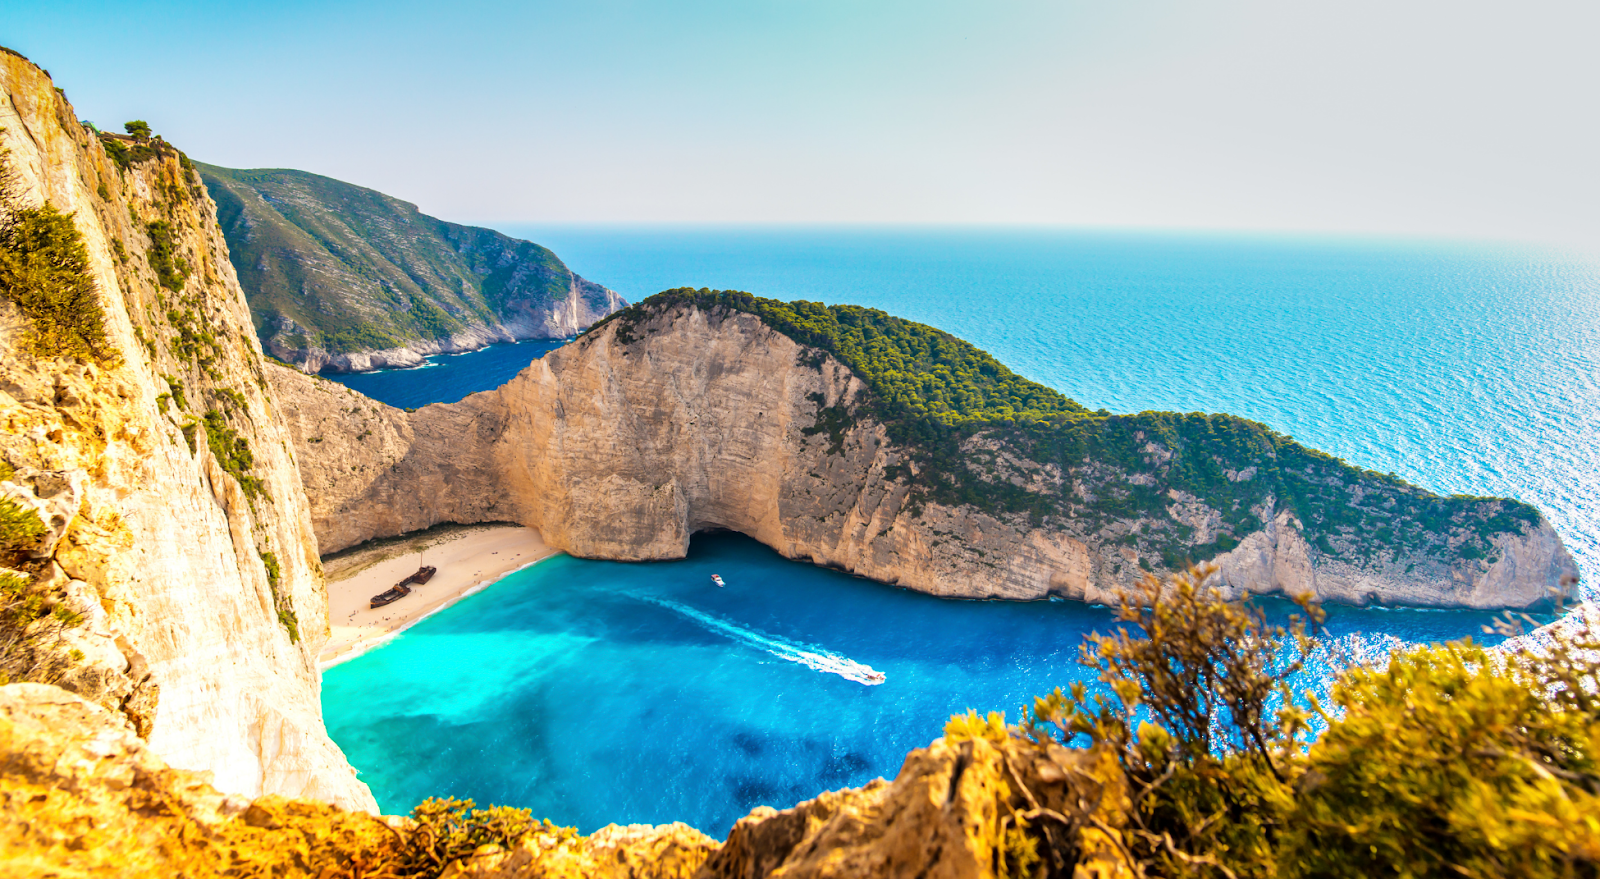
[198,164,622,366]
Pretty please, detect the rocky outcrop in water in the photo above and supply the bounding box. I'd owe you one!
[0,49,372,810]
[270,300,1577,610]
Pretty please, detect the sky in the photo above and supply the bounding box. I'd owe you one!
[5,0,1599,246]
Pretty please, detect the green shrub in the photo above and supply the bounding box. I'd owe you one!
[0,496,45,558]
[1282,637,1600,877]
[1022,566,1319,878]
[406,295,460,341]
[0,564,83,687]
[145,219,189,291]
[98,132,157,170]
[988,566,1600,876]
[201,409,267,501]
[0,149,110,361]
[323,324,400,354]
[402,797,572,875]
[162,374,188,411]
[258,550,298,643]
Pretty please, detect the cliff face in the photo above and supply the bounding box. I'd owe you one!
[198,164,625,373]
[271,302,1577,609]
[0,51,373,809]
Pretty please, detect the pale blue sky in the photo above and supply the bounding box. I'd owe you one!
[6,1,1598,245]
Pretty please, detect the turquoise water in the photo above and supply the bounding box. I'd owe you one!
[323,228,1600,832]
[323,532,1503,834]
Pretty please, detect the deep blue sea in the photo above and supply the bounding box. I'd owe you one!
[323,227,1600,833]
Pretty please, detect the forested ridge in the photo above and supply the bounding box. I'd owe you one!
[596,289,1540,571]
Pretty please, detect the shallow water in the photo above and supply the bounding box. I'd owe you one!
[322,229,1597,833]
[323,533,1507,834]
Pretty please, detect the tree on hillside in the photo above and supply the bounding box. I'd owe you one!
[123,120,151,142]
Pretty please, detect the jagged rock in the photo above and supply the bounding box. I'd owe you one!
[440,823,719,879]
[0,684,400,878]
[427,732,1132,879]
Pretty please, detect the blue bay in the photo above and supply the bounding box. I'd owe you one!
[323,228,1600,833]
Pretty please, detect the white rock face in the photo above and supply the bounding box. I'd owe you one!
[0,51,373,811]
[271,304,1578,611]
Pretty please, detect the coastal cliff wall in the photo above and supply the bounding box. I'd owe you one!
[271,302,1577,610]
[0,51,373,810]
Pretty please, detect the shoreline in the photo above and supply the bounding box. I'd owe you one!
[317,523,559,669]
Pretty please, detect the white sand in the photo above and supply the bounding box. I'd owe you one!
[317,524,557,669]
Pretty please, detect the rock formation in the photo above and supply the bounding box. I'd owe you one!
[0,682,1126,879]
[0,49,372,809]
[197,164,626,373]
[270,299,1578,610]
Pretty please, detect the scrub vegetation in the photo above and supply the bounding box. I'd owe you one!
[36,565,1584,877]
[0,140,111,361]
[598,289,1540,570]
[0,464,83,688]
[950,566,1599,878]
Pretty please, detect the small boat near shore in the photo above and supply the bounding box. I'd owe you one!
[371,564,437,608]
[711,574,725,587]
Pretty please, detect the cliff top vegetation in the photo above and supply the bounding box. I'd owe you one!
[596,289,1542,572]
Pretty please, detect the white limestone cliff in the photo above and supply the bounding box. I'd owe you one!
[270,303,1578,611]
[0,50,374,810]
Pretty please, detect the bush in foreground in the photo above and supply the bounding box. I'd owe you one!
[988,565,1598,878]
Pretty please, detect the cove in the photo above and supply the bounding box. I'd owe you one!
[321,531,1505,835]
[323,337,567,410]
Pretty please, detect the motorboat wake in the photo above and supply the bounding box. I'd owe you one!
[641,595,886,686]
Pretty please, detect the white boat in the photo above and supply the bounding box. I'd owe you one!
[711,574,725,587]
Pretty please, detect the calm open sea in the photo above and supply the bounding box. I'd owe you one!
[323,227,1600,833]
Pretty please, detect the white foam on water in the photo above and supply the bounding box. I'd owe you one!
[641,595,885,685]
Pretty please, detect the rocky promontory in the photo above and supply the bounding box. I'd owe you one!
[271,289,1577,610]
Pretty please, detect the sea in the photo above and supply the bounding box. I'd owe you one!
[321,227,1600,834]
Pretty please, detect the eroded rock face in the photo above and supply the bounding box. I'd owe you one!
[272,303,1577,610]
[0,51,372,810]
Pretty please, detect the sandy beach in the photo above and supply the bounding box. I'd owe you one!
[317,523,558,668]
